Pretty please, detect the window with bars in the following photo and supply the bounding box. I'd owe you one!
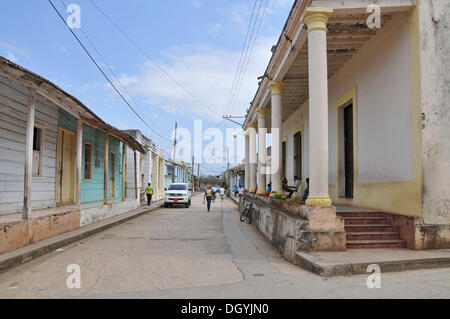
[294,132,302,180]
[84,143,92,180]
[32,127,43,177]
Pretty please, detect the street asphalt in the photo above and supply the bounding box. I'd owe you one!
[0,195,449,299]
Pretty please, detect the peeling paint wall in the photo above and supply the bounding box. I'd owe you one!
[418,0,450,224]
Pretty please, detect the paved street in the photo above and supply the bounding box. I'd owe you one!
[0,195,449,299]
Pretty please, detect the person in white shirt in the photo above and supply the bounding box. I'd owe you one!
[219,187,225,201]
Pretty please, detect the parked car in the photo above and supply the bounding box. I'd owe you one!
[164,183,191,208]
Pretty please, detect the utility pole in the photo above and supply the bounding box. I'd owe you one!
[191,156,194,195]
[226,147,230,188]
[197,163,200,190]
[172,122,177,183]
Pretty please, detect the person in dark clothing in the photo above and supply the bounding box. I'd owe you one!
[302,178,310,201]
[204,185,214,212]
[146,183,153,206]
[282,178,294,198]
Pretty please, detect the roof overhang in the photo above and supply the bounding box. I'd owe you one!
[0,56,144,153]
[243,0,417,129]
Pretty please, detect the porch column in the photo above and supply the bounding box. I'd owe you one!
[244,132,249,189]
[134,150,138,200]
[76,119,83,208]
[152,154,159,201]
[22,88,37,220]
[256,108,267,195]
[104,133,109,204]
[122,143,126,201]
[303,7,333,207]
[269,81,285,193]
[159,158,165,200]
[248,123,257,193]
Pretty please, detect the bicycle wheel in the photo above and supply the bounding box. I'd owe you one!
[240,209,249,223]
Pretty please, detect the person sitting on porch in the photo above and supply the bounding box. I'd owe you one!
[302,178,310,201]
[293,176,300,190]
[266,183,271,196]
[282,178,294,198]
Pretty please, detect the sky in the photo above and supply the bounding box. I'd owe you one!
[0,0,293,176]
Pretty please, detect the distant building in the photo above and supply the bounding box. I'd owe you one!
[165,160,191,188]
[123,129,166,205]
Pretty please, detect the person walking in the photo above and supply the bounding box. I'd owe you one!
[204,185,214,212]
[146,183,153,206]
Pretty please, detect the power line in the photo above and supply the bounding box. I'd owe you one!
[58,0,171,143]
[87,0,217,115]
[48,0,172,144]
[229,0,269,116]
[223,0,259,117]
[228,0,264,116]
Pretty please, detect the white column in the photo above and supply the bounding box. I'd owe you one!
[269,81,285,193]
[303,7,333,207]
[244,133,250,190]
[256,108,267,195]
[76,119,83,208]
[248,123,257,193]
[152,154,158,201]
[159,158,165,200]
[22,88,37,219]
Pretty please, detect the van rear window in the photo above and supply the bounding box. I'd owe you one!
[169,184,187,190]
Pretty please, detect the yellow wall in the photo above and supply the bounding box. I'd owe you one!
[330,6,424,221]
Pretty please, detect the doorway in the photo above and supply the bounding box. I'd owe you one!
[56,127,76,205]
[110,152,116,198]
[343,104,354,198]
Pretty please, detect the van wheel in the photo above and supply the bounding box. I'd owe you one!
[165,204,169,208]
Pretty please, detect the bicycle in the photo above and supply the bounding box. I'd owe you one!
[240,203,253,224]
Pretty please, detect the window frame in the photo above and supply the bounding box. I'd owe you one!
[293,131,302,181]
[83,142,93,181]
[32,124,45,178]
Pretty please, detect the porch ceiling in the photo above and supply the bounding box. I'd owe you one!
[267,12,393,123]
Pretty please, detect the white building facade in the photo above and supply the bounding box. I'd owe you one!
[243,0,450,250]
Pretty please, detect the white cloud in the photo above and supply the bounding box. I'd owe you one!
[121,38,276,123]
[116,74,138,87]
[6,52,18,62]
[0,42,31,57]
[208,23,222,34]
[190,0,202,9]
[57,46,68,53]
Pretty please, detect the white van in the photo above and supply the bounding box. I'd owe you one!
[164,183,191,208]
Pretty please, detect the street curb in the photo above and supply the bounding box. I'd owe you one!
[294,251,450,278]
[0,203,164,274]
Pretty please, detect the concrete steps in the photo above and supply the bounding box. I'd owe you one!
[347,231,401,241]
[337,212,407,249]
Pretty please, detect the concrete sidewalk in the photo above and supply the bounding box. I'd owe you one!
[0,201,165,274]
[295,248,450,278]
[228,196,450,278]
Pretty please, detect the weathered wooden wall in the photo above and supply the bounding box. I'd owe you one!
[81,123,105,204]
[0,74,58,215]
